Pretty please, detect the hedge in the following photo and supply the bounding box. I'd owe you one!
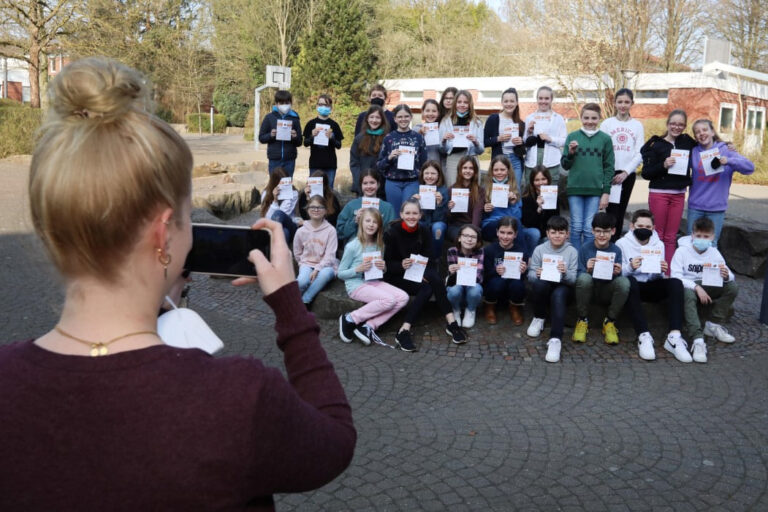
[0,103,43,158]
[186,113,227,134]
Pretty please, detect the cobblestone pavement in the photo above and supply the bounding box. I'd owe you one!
[3,159,768,510]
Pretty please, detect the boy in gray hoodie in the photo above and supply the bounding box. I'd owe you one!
[526,215,579,363]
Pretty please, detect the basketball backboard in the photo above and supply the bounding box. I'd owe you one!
[265,65,291,89]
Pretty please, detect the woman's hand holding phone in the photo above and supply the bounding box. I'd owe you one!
[232,219,295,295]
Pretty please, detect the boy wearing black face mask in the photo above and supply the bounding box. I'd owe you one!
[617,209,688,362]
[354,85,396,136]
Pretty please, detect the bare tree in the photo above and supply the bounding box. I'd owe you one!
[0,0,78,107]
[653,0,705,70]
[710,0,768,70]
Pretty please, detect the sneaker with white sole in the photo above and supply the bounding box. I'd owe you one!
[445,321,467,344]
[664,333,692,363]
[545,338,561,363]
[462,309,476,328]
[637,332,656,361]
[395,329,417,352]
[354,324,374,346]
[692,338,707,363]
[703,321,735,343]
[527,317,545,338]
[339,314,356,343]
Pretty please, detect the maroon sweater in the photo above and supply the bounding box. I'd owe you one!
[0,283,355,511]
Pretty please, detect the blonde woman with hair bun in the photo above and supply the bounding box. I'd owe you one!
[0,57,354,509]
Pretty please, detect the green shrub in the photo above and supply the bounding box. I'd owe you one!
[213,90,250,127]
[186,113,227,134]
[0,105,43,158]
[155,106,175,123]
[243,107,255,141]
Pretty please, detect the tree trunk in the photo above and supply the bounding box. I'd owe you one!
[28,41,41,108]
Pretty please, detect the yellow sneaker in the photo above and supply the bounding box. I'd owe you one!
[602,319,619,345]
[572,319,588,343]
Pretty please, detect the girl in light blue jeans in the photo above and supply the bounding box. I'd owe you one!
[293,195,338,305]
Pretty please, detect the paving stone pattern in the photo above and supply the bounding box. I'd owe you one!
[3,158,768,510]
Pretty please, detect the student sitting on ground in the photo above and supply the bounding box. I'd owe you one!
[482,217,529,326]
[616,209,687,362]
[572,212,630,346]
[526,215,579,363]
[671,217,738,363]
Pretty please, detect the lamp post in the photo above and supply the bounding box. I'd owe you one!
[620,69,638,89]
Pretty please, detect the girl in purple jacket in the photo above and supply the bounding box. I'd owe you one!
[688,119,754,244]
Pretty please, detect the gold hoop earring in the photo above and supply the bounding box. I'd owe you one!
[157,248,172,279]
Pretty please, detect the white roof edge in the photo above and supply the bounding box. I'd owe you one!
[703,61,768,83]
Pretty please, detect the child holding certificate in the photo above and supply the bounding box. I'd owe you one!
[522,166,559,247]
[687,119,754,244]
[572,213,630,346]
[350,105,389,196]
[438,90,485,186]
[523,86,567,186]
[257,89,302,177]
[338,208,409,347]
[293,195,338,305]
[526,216,579,363]
[446,225,485,328]
[303,94,344,188]
[482,217,529,326]
[640,109,696,270]
[260,167,299,243]
[446,156,485,242]
[384,199,467,351]
[415,99,443,163]
[616,209,686,362]
[484,88,526,185]
[299,171,341,227]
[480,155,523,242]
[410,161,449,259]
[336,169,396,244]
[671,217,738,363]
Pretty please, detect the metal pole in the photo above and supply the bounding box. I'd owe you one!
[210,106,213,135]
[254,84,269,151]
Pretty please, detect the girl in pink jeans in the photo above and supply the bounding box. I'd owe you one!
[640,109,696,272]
[338,208,409,346]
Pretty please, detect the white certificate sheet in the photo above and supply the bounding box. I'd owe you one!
[541,254,563,283]
[533,113,551,136]
[276,119,292,141]
[701,147,722,176]
[307,177,324,197]
[491,183,510,208]
[277,177,293,200]
[456,257,478,287]
[609,184,622,204]
[500,119,519,150]
[451,188,470,213]
[502,252,523,279]
[639,247,662,274]
[397,145,416,170]
[313,123,330,146]
[541,185,558,210]
[452,126,470,148]
[419,185,436,210]
[363,251,383,281]
[361,197,380,210]
[592,251,616,280]
[423,122,440,146]
[668,149,690,176]
[403,254,428,283]
[701,262,724,287]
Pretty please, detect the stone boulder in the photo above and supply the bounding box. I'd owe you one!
[720,217,768,278]
[192,170,266,220]
[309,279,364,320]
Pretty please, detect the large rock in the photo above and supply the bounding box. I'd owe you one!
[310,279,364,319]
[719,217,768,278]
[192,170,265,220]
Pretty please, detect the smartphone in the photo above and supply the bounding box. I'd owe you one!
[184,224,271,277]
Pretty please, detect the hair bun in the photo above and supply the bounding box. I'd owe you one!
[49,57,149,123]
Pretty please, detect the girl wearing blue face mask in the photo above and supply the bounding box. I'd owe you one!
[303,94,344,189]
[438,90,485,187]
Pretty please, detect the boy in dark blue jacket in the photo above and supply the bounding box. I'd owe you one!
[258,90,302,177]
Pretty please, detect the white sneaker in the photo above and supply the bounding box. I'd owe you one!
[545,338,561,363]
[453,309,462,325]
[637,332,656,361]
[664,333,692,363]
[704,321,735,343]
[462,309,476,328]
[692,338,708,363]
[527,317,545,337]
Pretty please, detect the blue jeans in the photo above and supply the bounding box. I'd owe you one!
[504,153,524,196]
[484,275,526,304]
[530,279,573,339]
[385,179,420,216]
[687,208,725,245]
[568,195,600,251]
[270,210,297,244]
[447,283,484,312]
[296,265,335,304]
[310,168,336,190]
[269,159,296,178]
[523,226,540,254]
[429,221,447,259]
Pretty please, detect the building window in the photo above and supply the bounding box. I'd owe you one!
[400,90,423,101]
[719,103,736,133]
[22,86,30,103]
[635,90,668,99]
[478,90,501,102]
[745,106,765,132]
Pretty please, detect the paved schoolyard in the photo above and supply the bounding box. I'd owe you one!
[2,149,768,510]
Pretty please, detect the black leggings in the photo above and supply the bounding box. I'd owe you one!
[386,267,452,324]
[606,170,636,242]
[625,276,683,334]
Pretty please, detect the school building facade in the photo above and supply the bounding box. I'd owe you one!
[381,62,768,152]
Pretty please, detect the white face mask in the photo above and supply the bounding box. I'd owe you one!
[277,104,291,114]
[157,296,224,355]
[581,128,599,137]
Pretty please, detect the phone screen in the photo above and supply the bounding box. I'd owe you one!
[184,224,271,277]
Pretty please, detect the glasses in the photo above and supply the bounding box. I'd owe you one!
[461,234,478,240]
[594,229,612,235]
[308,205,326,211]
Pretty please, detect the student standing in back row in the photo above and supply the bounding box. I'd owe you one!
[523,86,567,186]
[303,94,344,189]
[484,87,526,188]
[439,90,485,186]
[354,84,395,136]
[258,89,302,177]
[600,88,644,241]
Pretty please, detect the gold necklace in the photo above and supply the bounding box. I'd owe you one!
[54,325,159,357]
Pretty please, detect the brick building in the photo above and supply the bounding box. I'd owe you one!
[381,62,768,151]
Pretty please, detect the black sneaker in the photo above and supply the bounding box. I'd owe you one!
[395,329,417,352]
[445,321,467,344]
[354,324,373,346]
[339,314,356,343]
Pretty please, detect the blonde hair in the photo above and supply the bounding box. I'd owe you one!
[29,57,192,281]
[356,208,384,250]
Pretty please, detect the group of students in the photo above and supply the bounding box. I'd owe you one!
[256,83,754,361]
